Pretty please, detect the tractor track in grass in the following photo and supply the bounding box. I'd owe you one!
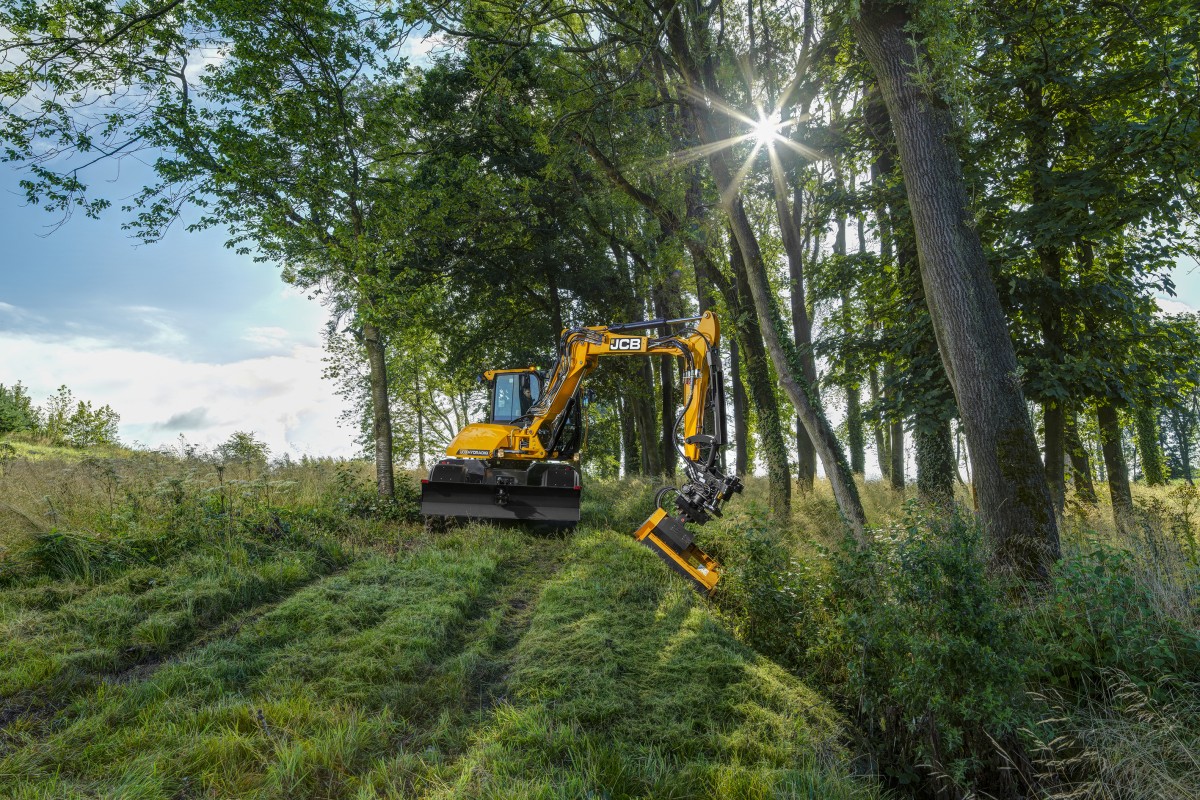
[0,551,361,748]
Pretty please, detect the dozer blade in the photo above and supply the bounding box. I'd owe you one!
[420,481,582,524]
[633,508,721,595]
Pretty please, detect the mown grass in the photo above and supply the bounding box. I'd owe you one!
[0,528,528,798]
[365,530,877,800]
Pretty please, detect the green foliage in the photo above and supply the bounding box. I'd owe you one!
[331,463,420,522]
[814,511,1035,793]
[1026,544,1200,696]
[0,382,38,434]
[216,430,270,478]
[36,385,120,448]
[712,511,828,672]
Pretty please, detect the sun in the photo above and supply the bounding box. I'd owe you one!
[752,114,781,145]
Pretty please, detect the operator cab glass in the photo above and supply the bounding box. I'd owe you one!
[491,372,542,424]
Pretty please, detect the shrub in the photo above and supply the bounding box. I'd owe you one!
[1026,544,1200,698]
[812,508,1036,796]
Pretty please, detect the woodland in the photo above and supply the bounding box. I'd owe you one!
[2,0,1200,798]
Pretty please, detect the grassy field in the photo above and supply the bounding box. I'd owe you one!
[2,440,1198,798]
[0,443,881,799]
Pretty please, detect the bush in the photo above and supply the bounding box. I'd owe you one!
[812,508,1036,796]
[1026,544,1200,698]
[712,510,828,672]
[332,463,420,522]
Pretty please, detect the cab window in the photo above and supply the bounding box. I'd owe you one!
[491,373,541,423]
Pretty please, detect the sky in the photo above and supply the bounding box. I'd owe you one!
[0,161,360,459]
[2,151,1198,462]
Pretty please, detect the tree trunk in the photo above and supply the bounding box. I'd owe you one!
[891,417,906,491]
[636,360,661,476]
[870,365,890,481]
[730,233,792,517]
[916,418,955,506]
[1171,407,1194,484]
[1135,406,1166,485]
[785,187,818,492]
[854,1,1059,578]
[414,366,426,471]
[730,340,750,476]
[653,286,679,477]
[362,321,395,498]
[620,394,641,476]
[1044,402,1066,515]
[723,190,866,540]
[1098,403,1135,533]
[1065,413,1097,503]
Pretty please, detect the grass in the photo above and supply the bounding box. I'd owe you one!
[0,442,876,799]
[6,438,1194,798]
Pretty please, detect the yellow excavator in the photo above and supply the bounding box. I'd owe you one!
[419,311,743,593]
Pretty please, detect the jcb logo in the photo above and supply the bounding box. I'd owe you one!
[609,337,644,351]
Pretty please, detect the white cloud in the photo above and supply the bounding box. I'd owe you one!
[1157,297,1197,316]
[401,31,453,65]
[0,332,357,458]
[243,326,293,350]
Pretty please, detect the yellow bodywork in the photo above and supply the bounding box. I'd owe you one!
[445,423,517,458]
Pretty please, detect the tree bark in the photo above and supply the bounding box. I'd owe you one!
[1065,413,1097,503]
[730,339,750,477]
[1135,406,1167,485]
[620,394,641,476]
[1098,403,1135,533]
[890,416,906,492]
[636,360,661,476]
[1170,407,1194,484]
[654,290,678,478]
[362,320,395,498]
[870,365,890,481]
[723,190,866,540]
[729,233,793,517]
[414,366,426,471]
[916,418,955,506]
[854,1,1059,577]
[784,184,818,492]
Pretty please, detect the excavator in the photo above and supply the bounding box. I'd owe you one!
[419,311,743,594]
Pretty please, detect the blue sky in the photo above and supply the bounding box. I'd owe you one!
[0,161,358,458]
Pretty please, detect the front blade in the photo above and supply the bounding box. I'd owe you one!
[420,481,581,523]
[633,508,721,595]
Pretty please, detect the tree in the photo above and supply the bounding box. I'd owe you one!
[217,431,270,478]
[853,0,1060,580]
[2,0,420,497]
[0,382,39,434]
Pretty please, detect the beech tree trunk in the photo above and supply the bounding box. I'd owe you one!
[854,1,1059,578]
[362,320,395,498]
[1065,413,1097,502]
[1098,403,1135,533]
